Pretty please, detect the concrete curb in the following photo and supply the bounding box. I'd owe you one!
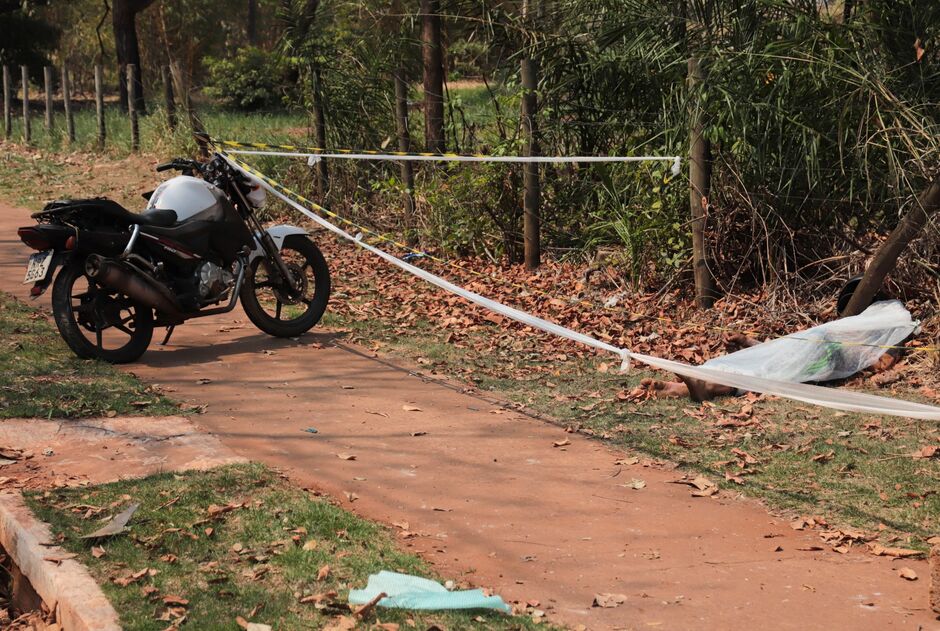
[0,490,122,631]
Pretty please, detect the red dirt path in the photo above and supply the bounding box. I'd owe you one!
[0,203,934,630]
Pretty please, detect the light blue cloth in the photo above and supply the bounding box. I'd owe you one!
[348,571,511,613]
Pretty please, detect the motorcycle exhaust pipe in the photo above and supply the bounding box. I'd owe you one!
[85,254,184,319]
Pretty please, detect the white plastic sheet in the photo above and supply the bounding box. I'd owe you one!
[224,154,940,421]
[704,300,917,383]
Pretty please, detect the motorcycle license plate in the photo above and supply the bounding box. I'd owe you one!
[23,250,53,284]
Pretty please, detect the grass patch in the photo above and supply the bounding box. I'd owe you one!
[25,464,543,631]
[5,103,308,158]
[0,292,177,418]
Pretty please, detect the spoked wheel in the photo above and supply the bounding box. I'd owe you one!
[51,262,154,363]
[240,236,331,338]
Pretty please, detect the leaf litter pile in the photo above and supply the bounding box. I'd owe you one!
[310,231,940,552]
[24,464,550,631]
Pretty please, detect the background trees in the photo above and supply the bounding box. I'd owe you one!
[3,0,938,307]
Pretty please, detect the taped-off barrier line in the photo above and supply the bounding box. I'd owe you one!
[222,152,940,421]
[216,143,937,355]
[216,139,683,172]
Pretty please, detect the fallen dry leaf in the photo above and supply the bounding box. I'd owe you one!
[91,546,107,558]
[868,543,922,558]
[299,590,338,604]
[163,595,189,607]
[43,552,77,564]
[553,438,571,448]
[317,564,331,581]
[897,567,918,581]
[81,503,140,539]
[592,593,627,608]
[323,615,357,631]
[302,539,318,551]
[402,405,422,412]
[353,591,388,619]
[912,446,939,459]
[236,617,273,631]
[337,453,357,461]
[614,456,639,466]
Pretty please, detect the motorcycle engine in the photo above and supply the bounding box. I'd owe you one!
[195,262,235,301]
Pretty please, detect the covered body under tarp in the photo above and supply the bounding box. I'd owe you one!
[703,300,918,383]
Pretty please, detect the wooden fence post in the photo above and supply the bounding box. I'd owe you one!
[21,66,30,143]
[127,64,139,151]
[161,66,177,131]
[520,22,541,270]
[688,56,717,308]
[2,65,11,139]
[94,65,106,149]
[43,65,54,133]
[62,66,75,143]
[394,71,417,247]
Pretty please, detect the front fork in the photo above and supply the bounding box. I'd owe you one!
[230,177,300,294]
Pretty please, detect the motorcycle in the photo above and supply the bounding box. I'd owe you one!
[16,152,331,363]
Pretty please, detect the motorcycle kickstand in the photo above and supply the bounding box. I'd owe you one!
[160,326,176,346]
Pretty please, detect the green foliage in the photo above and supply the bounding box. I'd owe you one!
[204,46,289,110]
[0,0,60,75]
[14,0,940,293]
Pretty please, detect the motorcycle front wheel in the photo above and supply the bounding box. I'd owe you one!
[240,236,331,338]
[51,261,154,363]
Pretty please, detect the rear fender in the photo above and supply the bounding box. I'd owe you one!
[249,225,309,262]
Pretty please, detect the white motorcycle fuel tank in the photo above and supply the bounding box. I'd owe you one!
[147,176,228,222]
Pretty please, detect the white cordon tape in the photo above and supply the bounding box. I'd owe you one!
[224,155,940,421]
[228,148,683,176]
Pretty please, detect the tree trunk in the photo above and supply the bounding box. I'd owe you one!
[843,178,940,316]
[688,57,718,308]
[162,65,177,131]
[421,0,445,153]
[170,60,208,156]
[394,71,417,247]
[247,0,258,45]
[95,65,106,148]
[112,0,155,113]
[310,65,329,200]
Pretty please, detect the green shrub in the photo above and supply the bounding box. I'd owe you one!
[204,47,289,110]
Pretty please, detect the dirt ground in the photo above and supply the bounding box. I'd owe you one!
[0,201,935,630]
[0,415,245,491]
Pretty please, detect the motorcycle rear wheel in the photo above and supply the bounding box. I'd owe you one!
[240,236,331,338]
[51,262,154,363]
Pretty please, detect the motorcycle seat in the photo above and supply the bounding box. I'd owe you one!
[135,208,178,227]
[34,198,179,228]
[99,200,177,227]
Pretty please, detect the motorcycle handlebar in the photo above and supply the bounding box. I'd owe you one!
[155,159,202,175]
